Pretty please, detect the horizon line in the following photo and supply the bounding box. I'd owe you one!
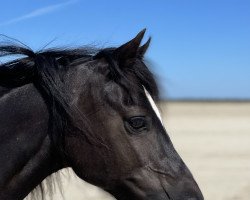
[161,97,250,102]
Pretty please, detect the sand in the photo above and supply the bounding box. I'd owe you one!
[25,102,250,200]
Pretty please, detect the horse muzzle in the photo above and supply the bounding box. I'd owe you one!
[108,166,204,200]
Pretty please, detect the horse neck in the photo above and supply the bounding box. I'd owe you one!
[0,84,63,200]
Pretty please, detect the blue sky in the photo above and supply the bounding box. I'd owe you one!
[0,0,249,99]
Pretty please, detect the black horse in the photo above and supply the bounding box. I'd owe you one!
[0,30,203,200]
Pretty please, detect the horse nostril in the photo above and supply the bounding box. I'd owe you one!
[160,178,204,200]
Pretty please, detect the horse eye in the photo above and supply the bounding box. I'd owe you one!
[128,117,146,129]
[126,116,148,132]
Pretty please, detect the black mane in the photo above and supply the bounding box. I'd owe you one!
[0,40,158,155]
[0,41,158,97]
[0,41,159,147]
[0,44,95,87]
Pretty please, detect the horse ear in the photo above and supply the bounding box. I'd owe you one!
[138,37,151,58]
[113,29,146,61]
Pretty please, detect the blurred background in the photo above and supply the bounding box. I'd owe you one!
[1,0,250,199]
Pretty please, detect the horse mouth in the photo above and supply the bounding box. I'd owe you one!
[108,164,203,200]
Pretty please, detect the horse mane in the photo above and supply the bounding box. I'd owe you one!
[0,39,159,199]
[0,40,158,98]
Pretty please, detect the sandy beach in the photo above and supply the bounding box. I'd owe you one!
[25,102,250,200]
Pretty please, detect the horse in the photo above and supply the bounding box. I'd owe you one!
[0,29,203,200]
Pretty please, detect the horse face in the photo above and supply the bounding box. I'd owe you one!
[64,30,203,200]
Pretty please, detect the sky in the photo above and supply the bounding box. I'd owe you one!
[0,0,249,99]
